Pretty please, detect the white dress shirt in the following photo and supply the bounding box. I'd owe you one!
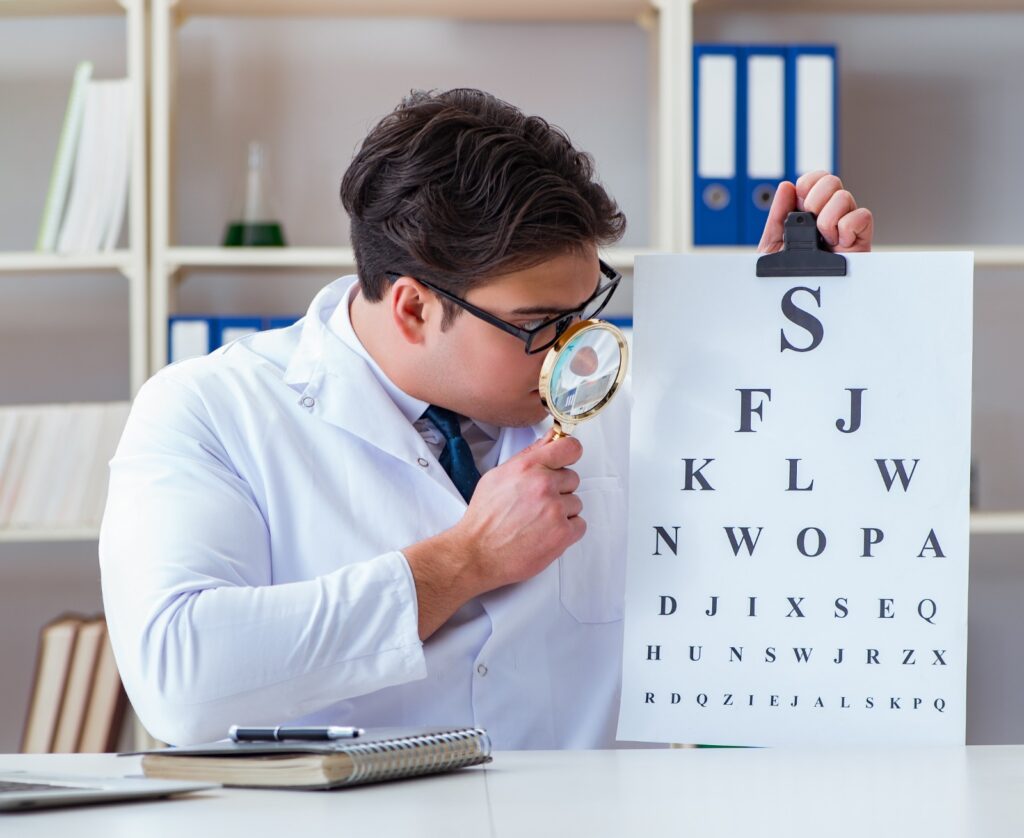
[99,275,630,748]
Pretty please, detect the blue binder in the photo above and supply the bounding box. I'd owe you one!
[214,316,262,349]
[739,46,788,245]
[168,316,215,364]
[695,43,838,246]
[786,45,839,186]
[693,45,740,245]
[266,316,301,330]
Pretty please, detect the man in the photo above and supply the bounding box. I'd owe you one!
[99,88,873,748]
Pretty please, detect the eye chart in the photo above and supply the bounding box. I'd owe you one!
[617,251,973,746]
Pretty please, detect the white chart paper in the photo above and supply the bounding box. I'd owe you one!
[617,252,973,746]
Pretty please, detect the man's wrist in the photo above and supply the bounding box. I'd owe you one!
[403,527,485,640]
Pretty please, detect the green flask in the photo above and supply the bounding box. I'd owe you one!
[222,141,286,247]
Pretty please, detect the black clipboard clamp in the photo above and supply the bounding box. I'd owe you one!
[755,211,847,278]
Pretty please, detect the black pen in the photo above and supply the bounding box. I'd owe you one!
[228,725,363,742]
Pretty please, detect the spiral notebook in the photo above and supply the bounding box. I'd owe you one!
[127,727,491,790]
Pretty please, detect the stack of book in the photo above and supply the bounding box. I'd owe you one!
[0,402,130,532]
[21,614,127,754]
[36,61,133,254]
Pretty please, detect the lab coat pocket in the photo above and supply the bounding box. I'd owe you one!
[558,476,627,624]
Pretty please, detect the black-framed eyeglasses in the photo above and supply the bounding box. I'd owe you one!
[383,259,622,355]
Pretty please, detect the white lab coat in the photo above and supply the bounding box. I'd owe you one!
[99,276,630,748]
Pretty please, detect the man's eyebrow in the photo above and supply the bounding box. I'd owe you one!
[508,305,573,317]
[508,277,603,317]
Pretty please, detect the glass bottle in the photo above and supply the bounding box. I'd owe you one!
[222,141,287,247]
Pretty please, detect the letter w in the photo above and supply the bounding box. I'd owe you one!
[875,459,920,492]
[724,527,764,557]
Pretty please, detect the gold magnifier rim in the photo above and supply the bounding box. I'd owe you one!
[538,319,630,432]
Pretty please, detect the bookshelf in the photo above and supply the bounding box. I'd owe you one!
[0,0,149,755]
[0,0,147,545]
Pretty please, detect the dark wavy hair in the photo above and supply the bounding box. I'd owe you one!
[339,88,626,327]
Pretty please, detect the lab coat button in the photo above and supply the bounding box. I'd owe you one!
[300,396,315,408]
[476,663,488,677]
[417,457,429,467]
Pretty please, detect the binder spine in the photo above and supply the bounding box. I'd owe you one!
[214,316,262,349]
[740,46,788,246]
[343,729,492,786]
[693,45,740,245]
[787,45,839,184]
[168,316,214,364]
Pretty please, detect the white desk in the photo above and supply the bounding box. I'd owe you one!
[2,747,1023,836]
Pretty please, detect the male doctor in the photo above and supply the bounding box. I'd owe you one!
[99,88,873,747]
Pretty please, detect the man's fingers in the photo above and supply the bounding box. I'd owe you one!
[794,170,832,209]
[560,493,584,519]
[520,427,558,454]
[556,467,581,495]
[757,180,797,254]
[802,173,844,217]
[526,434,584,470]
[816,189,857,248]
[835,207,874,252]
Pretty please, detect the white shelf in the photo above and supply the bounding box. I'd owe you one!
[970,512,1024,535]
[171,0,652,21]
[959,247,1024,268]
[0,513,1021,543]
[0,250,133,275]
[163,245,657,274]
[873,245,1024,268]
[694,0,1024,12]
[0,527,100,543]
[0,0,127,16]
[166,0,1024,18]
[604,248,661,272]
[1,513,1022,542]
[166,246,356,272]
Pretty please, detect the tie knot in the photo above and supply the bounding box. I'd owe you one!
[423,405,464,441]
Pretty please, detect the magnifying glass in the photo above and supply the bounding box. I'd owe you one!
[538,320,630,439]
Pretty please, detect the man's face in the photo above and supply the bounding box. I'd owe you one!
[424,246,602,428]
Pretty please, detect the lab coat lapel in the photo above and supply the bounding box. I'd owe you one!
[315,359,469,506]
[316,355,424,463]
[281,281,459,502]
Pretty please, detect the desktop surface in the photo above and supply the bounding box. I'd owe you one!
[1,746,1022,836]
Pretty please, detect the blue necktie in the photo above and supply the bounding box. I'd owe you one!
[423,405,481,503]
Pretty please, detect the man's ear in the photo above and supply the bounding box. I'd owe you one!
[389,277,439,345]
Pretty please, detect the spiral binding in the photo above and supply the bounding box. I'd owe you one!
[343,728,491,785]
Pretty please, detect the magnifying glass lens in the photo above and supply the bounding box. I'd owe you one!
[546,325,625,422]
